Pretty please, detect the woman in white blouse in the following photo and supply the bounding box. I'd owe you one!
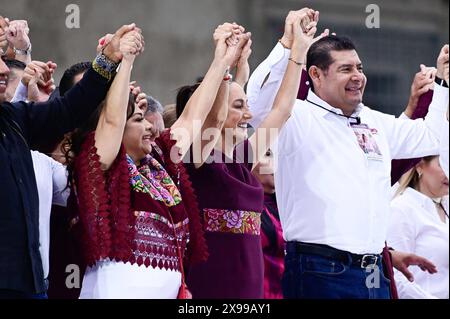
[388,155,449,299]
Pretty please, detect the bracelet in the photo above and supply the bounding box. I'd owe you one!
[278,39,291,50]
[92,53,119,81]
[14,43,32,56]
[288,57,305,66]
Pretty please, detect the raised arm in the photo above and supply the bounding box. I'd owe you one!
[438,45,449,178]
[247,9,329,129]
[192,24,251,168]
[19,60,57,102]
[8,24,138,147]
[249,10,318,170]
[235,34,252,88]
[403,65,436,119]
[386,44,449,160]
[5,19,32,65]
[0,16,8,55]
[94,28,144,170]
[170,27,239,161]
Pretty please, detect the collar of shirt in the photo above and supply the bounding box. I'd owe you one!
[306,89,364,119]
[403,187,448,218]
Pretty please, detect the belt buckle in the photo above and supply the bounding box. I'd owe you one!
[361,255,378,268]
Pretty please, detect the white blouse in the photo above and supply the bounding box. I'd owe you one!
[387,188,449,299]
[79,260,182,299]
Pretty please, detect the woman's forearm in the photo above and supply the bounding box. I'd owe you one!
[103,58,134,126]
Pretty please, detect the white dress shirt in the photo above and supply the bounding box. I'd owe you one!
[31,151,69,279]
[387,188,449,299]
[248,43,449,254]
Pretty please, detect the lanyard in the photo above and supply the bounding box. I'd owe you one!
[306,99,361,125]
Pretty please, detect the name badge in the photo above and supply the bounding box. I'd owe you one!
[351,124,383,161]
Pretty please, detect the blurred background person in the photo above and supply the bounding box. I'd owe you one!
[388,155,449,299]
[253,149,285,299]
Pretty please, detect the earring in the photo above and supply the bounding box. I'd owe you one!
[418,172,423,178]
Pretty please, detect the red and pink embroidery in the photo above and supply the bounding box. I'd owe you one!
[203,209,261,235]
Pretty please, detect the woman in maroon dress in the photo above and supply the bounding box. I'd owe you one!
[179,14,319,298]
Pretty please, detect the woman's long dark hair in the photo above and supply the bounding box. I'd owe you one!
[63,93,136,188]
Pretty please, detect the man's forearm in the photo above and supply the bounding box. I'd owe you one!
[21,53,116,146]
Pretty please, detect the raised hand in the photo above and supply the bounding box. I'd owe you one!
[0,16,9,54]
[436,44,449,83]
[213,22,248,67]
[404,64,436,118]
[5,19,31,52]
[22,60,57,101]
[312,28,332,46]
[129,82,148,111]
[97,34,114,54]
[135,92,148,111]
[235,36,253,87]
[119,30,144,63]
[213,22,244,47]
[290,11,319,64]
[414,65,436,96]
[102,23,142,63]
[214,27,239,66]
[279,8,316,49]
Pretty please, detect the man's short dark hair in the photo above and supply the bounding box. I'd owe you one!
[306,35,357,90]
[4,59,26,71]
[59,61,92,96]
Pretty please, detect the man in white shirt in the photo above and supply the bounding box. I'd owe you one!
[248,10,449,299]
[31,151,69,298]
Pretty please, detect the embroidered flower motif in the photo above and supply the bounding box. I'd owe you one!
[203,209,261,235]
[206,209,220,221]
[206,218,220,232]
[224,210,244,229]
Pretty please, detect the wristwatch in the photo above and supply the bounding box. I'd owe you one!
[435,76,449,88]
[14,43,32,56]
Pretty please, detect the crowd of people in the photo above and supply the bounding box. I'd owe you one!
[0,7,448,299]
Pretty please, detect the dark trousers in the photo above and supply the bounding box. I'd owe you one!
[282,243,391,299]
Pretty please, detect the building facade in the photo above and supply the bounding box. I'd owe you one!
[2,0,448,114]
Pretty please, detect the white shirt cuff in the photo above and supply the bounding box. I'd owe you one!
[11,81,28,103]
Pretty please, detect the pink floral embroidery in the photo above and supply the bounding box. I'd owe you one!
[224,210,244,229]
[207,209,221,221]
[207,218,220,232]
[203,209,261,235]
